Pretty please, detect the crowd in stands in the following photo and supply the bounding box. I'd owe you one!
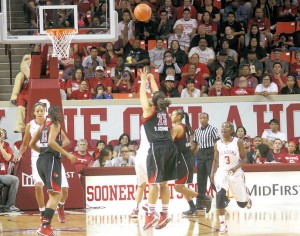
[24,0,300,99]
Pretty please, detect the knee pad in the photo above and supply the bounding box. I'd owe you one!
[237,201,247,208]
[216,188,227,209]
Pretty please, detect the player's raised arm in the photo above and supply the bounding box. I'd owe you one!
[138,68,153,117]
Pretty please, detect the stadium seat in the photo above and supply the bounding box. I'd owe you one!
[134,93,153,98]
[88,139,98,150]
[140,40,146,50]
[87,139,98,154]
[214,0,221,9]
[290,51,297,64]
[147,39,168,50]
[112,93,134,99]
[108,139,119,148]
[276,22,296,35]
[150,68,159,80]
[130,69,136,79]
[67,139,78,152]
[13,140,23,151]
[296,21,300,31]
[270,51,291,62]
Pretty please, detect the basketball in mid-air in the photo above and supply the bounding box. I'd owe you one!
[134,3,152,22]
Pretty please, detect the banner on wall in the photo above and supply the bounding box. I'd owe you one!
[85,171,300,208]
[1,99,300,146]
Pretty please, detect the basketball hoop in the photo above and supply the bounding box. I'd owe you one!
[45,28,76,60]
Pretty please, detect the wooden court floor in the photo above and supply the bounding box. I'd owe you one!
[1,203,300,236]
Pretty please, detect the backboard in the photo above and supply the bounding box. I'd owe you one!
[0,0,118,44]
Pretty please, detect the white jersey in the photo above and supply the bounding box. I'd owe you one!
[29,120,42,157]
[217,137,240,171]
[215,137,250,202]
[135,124,149,186]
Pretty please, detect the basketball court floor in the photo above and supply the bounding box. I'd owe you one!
[1,201,300,236]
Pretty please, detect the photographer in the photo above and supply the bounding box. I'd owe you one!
[113,71,133,93]
[0,128,20,212]
[277,0,297,22]
[158,51,181,86]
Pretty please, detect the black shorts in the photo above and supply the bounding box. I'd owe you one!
[175,150,195,184]
[37,153,62,193]
[147,141,177,183]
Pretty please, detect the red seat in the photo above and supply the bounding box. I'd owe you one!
[150,68,159,80]
[147,39,168,50]
[108,139,119,148]
[296,21,300,31]
[270,51,291,62]
[86,139,98,153]
[13,140,23,150]
[214,0,221,9]
[112,93,134,99]
[67,139,78,152]
[140,40,146,50]
[276,22,296,35]
[88,139,98,149]
[290,51,297,64]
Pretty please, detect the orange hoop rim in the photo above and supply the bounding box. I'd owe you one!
[45,28,77,35]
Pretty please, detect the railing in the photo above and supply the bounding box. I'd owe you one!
[4,44,12,85]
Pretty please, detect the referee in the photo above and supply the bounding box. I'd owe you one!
[192,112,220,212]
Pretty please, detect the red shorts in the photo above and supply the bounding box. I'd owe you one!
[16,92,28,107]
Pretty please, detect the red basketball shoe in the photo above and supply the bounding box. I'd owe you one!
[37,224,54,236]
[57,205,66,223]
[155,212,171,229]
[130,208,139,218]
[143,212,158,230]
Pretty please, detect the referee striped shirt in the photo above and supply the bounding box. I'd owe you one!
[193,124,220,149]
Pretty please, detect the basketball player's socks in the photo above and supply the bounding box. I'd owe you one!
[136,203,140,210]
[162,204,168,214]
[42,208,55,226]
[39,207,45,217]
[219,215,226,224]
[58,202,64,208]
[148,204,156,214]
[188,200,196,211]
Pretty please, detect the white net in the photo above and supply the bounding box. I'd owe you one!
[45,29,76,60]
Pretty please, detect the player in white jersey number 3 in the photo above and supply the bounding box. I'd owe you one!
[210,122,252,234]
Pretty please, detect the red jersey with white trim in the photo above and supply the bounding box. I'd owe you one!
[217,137,240,171]
[282,154,300,164]
[21,73,30,93]
[272,150,285,162]
[0,142,13,175]
[142,107,172,143]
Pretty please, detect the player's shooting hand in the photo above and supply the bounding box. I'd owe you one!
[137,67,148,81]
[67,153,77,164]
